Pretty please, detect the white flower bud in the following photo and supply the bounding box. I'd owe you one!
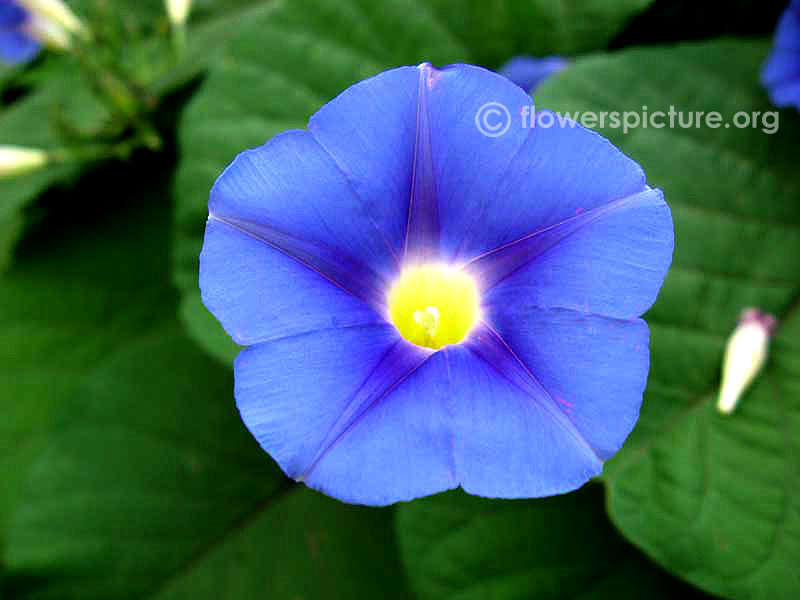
[165,0,192,26]
[0,146,49,178]
[18,0,86,37]
[717,308,776,415]
[25,15,72,50]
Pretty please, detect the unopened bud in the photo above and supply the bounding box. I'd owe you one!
[0,146,49,178]
[165,0,191,26]
[25,15,71,49]
[18,0,86,42]
[717,308,776,415]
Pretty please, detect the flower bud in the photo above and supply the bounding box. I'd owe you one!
[165,0,191,26]
[0,146,49,178]
[717,308,776,415]
[24,15,71,49]
[18,0,86,36]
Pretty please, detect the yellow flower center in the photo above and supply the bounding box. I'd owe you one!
[387,264,480,350]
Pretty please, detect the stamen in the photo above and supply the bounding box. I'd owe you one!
[387,264,479,350]
[413,306,440,345]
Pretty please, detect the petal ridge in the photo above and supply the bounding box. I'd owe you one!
[298,341,434,481]
[404,63,441,262]
[466,187,660,289]
[307,127,403,269]
[466,323,604,467]
[207,212,385,308]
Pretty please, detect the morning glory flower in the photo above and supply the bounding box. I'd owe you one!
[762,0,800,109]
[0,0,40,65]
[200,63,674,506]
[1,0,85,64]
[497,55,568,93]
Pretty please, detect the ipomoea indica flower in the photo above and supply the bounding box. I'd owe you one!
[762,0,800,110]
[165,0,191,27]
[0,145,48,178]
[497,55,569,93]
[1,0,84,61]
[0,0,41,64]
[200,63,674,505]
[18,0,84,37]
[718,309,777,415]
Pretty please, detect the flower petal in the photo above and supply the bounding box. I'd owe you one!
[307,66,421,260]
[473,187,674,319]
[446,331,606,498]
[200,218,383,346]
[424,66,648,261]
[210,130,404,306]
[235,326,457,505]
[479,309,650,464]
[0,30,40,65]
[762,0,800,108]
[422,64,535,261]
[497,55,569,92]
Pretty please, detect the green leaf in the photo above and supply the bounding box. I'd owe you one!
[171,0,656,362]
[152,2,280,96]
[396,484,709,599]
[536,39,800,599]
[0,156,173,554]
[421,0,652,66]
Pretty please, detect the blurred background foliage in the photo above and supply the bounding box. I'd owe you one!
[1,0,798,598]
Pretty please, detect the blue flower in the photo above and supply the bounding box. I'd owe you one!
[200,63,673,506]
[0,0,40,66]
[497,55,568,92]
[762,0,800,109]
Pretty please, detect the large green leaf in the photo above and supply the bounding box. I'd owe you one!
[0,155,174,555]
[536,39,800,599]
[397,484,709,599]
[171,0,655,364]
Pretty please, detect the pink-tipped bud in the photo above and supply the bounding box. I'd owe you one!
[717,308,776,415]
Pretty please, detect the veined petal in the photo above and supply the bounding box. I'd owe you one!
[497,55,569,92]
[422,64,535,262]
[445,334,605,498]
[308,66,421,263]
[404,63,441,262]
[472,187,673,319]
[422,68,649,262]
[235,326,456,505]
[480,309,650,463]
[200,218,383,346]
[210,130,402,306]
